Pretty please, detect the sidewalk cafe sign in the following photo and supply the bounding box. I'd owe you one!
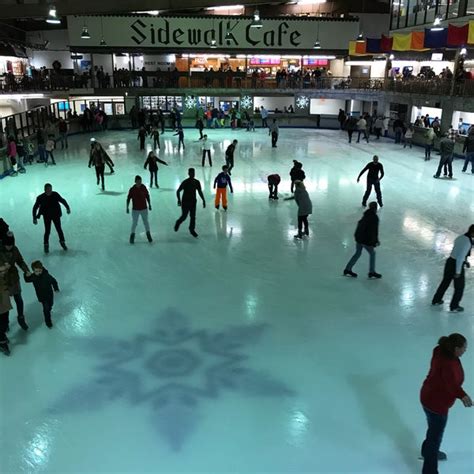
[68,15,358,51]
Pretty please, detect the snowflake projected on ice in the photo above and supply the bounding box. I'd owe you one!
[241,95,253,109]
[51,308,293,450]
[184,95,196,109]
[296,96,309,109]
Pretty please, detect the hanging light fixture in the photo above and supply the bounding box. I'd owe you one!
[99,17,106,46]
[250,8,263,28]
[46,5,61,24]
[431,17,443,31]
[313,21,321,49]
[81,20,91,40]
[356,32,364,43]
[210,38,217,49]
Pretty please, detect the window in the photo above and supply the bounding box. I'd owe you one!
[467,0,474,15]
[408,0,420,26]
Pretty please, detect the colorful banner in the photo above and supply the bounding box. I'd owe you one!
[393,33,412,51]
[447,24,468,46]
[380,35,393,52]
[469,20,474,45]
[411,31,427,51]
[366,37,381,53]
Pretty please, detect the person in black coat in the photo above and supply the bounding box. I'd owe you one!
[343,202,382,279]
[357,155,384,207]
[24,260,59,328]
[0,218,9,245]
[290,160,306,193]
[32,183,71,253]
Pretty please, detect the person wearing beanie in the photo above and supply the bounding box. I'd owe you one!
[267,174,281,200]
[343,201,382,279]
[357,155,384,207]
[32,183,71,254]
[293,181,312,239]
[420,334,472,474]
[432,224,474,312]
[24,261,59,329]
[290,160,306,193]
[126,175,152,244]
[0,261,12,355]
[0,234,29,331]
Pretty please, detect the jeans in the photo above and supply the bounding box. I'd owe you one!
[13,292,24,318]
[202,150,212,166]
[59,132,68,149]
[178,138,185,150]
[42,300,53,324]
[297,215,309,236]
[226,158,234,174]
[462,151,474,172]
[153,137,160,149]
[347,130,354,143]
[271,132,278,147]
[434,154,453,178]
[374,127,381,139]
[45,150,56,164]
[131,209,150,233]
[421,406,447,474]
[362,179,383,206]
[432,257,465,310]
[95,165,105,189]
[43,216,65,245]
[262,117,268,128]
[176,201,197,231]
[268,184,278,199]
[37,144,46,162]
[345,243,376,273]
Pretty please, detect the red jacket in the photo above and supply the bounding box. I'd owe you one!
[420,346,466,415]
[127,185,149,211]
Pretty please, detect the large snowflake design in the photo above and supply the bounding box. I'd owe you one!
[240,95,253,109]
[184,95,196,109]
[51,308,293,450]
[296,96,309,109]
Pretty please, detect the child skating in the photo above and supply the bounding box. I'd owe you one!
[150,126,161,150]
[174,127,185,151]
[214,165,233,210]
[24,261,60,328]
[144,151,168,188]
[267,174,281,200]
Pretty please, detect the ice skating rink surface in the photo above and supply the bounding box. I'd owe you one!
[1,128,473,473]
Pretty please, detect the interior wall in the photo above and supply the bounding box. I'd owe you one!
[254,96,294,111]
[27,29,73,70]
[310,98,346,115]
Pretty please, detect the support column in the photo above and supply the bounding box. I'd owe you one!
[440,98,454,134]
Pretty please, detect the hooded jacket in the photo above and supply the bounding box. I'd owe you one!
[290,163,306,182]
[354,208,379,247]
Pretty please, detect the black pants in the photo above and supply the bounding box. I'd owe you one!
[176,201,197,231]
[375,127,381,139]
[435,155,453,178]
[140,138,145,150]
[13,293,24,318]
[421,407,447,474]
[348,130,354,143]
[149,169,158,187]
[95,165,105,189]
[298,215,309,236]
[268,184,278,199]
[41,300,53,324]
[432,257,465,310]
[43,216,65,244]
[199,128,204,139]
[153,137,160,149]
[271,132,278,147]
[0,311,9,343]
[357,130,369,143]
[226,158,234,174]
[362,179,383,206]
[262,118,268,128]
[178,138,185,150]
[202,150,212,166]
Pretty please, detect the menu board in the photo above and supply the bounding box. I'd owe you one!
[249,57,281,66]
[302,59,329,66]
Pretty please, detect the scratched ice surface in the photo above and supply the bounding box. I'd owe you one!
[0,128,472,473]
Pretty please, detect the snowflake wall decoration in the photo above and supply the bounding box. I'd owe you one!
[240,95,253,109]
[51,308,294,451]
[296,96,309,109]
[184,96,196,109]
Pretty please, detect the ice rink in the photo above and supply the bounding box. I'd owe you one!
[0,127,473,473]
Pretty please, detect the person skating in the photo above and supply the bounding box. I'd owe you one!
[293,180,312,239]
[24,261,59,329]
[6,136,18,174]
[196,117,204,140]
[433,135,455,179]
[32,183,71,253]
[225,139,238,175]
[144,151,168,188]
[357,155,384,207]
[90,139,114,174]
[269,119,279,148]
[346,115,357,143]
[45,134,56,165]
[174,168,206,238]
[201,135,212,167]
[424,127,435,161]
[356,116,369,143]
[174,127,185,151]
[290,160,306,193]
[343,202,381,279]
[260,106,269,128]
[126,175,153,244]
[432,224,474,312]
[420,334,472,474]
[0,262,12,355]
[0,234,29,331]
[137,126,147,151]
[150,126,161,150]
[267,174,281,200]
[461,128,474,173]
[214,165,233,211]
[0,218,9,245]
[88,141,108,191]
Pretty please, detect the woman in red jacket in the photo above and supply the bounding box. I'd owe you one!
[420,334,472,474]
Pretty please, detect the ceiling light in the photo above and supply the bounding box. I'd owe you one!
[431,17,443,31]
[100,38,107,46]
[206,5,244,11]
[81,26,90,39]
[46,5,60,24]
[356,33,364,43]
[389,54,395,60]
[250,8,263,28]
[313,41,321,49]
[210,38,217,49]
[49,6,57,16]
[460,47,467,56]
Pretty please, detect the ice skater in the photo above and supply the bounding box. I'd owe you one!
[0,234,29,331]
[174,168,206,238]
[137,126,147,151]
[290,160,305,193]
[90,139,114,174]
[150,126,161,150]
[225,139,238,175]
[144,151,168,188]
[88,141,108,191]
[6,136,18,174]
[356,116,369,143]
[424,127,435,161]
[126,175,153,244]
[343,202,382,279]
[433,135,455,179]
[357,155,384,207]
[293,181,312,239]
[269,119,279,148]
[32,183,71,253]
[0,261,12,355]
[197,117,204,140]
[431,224,474,312]
[267,174,281,200]
[45,134,56,165]
[201,135,212,167]
[24,261,59,328]
[420,334,472,474]
[174,127,185,151]
[462,128,474,173]
[214,165,233,211]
